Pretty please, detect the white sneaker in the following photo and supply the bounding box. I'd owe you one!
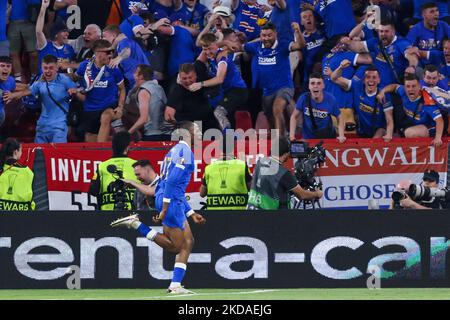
[167,286,195,295]
[110,214,140,229]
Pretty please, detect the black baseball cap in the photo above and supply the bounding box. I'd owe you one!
[423,169,439,182]
[50,20,69,39]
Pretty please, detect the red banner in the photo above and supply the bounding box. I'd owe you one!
[43,148,169,193]
[316,140,448,176]
[26,138,449,210]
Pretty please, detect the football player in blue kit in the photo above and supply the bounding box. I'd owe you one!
[111,121,206,294]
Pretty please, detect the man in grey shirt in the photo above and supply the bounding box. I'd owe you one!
[122,64,171,141]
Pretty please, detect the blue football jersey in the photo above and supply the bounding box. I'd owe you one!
[156,140,195,206]
[207,49,246,93]
[396,85,442,128]
[350,79,392,137]
[244,40,293,96]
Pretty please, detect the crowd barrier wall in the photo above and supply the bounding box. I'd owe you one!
[14,138,450,210]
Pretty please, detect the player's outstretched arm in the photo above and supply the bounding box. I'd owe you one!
[184,199,206,224]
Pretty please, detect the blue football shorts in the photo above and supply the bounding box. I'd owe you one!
[155,193,187,230]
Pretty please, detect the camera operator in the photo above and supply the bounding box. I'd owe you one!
[391,170,450,210]
[121,159,160,211]
[89,131,139,210]
[247,137,323,210]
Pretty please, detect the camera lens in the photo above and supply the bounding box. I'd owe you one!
[391,191,405,202]
[408,184,431,201]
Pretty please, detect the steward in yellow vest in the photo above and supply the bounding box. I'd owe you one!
[0,138,35,211]
[89,132,139,210]
[201,156,251,210]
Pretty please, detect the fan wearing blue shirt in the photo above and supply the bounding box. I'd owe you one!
[110,122,206,295]
[36,1,75,75]
[407,2,450,66]
[420,64,449,134]
[269,0,294,43]
[172,0,209,31]
[120,0,152,18]
[0,0,8,57]
[421,64,449,91]
[299,8,326,86]
[103,25,150,93]
[343,21,419,87]
[327,62,395,141]
[158,0,180,17]
[377,73,444,147]
[135,0,176,19]
[413,0,449,23]
[322,45,372,113]
[313,0,355,40]
[120,14,146,40]
[73,40,126,143]
[322,36,373,131]
[160,16,198,79]
[420,38,449,88]
[347,7,377,41]
[6,55,76,143]
[8,0,41,83]
[0,57,17,127]
[242,22,303,134]
[441,39,450,87]
[289,72,346,142]
[53,0,78,24]
[192,33,247,131]
[232,0,266,41]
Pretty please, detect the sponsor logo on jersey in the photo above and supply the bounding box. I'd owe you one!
[304,107,329,119]
[306,38,325,51]
[258,56,276,65]
[94,80,109,88]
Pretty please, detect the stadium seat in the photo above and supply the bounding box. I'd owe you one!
[235,111,253,131]
[255,111,270,130]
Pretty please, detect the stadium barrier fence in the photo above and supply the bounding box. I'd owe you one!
[14,138,450,210]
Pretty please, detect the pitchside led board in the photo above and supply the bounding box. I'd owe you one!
[18,139,449,210]
[1,211,450,289]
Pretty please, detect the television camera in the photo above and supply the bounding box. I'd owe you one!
[106,164,128,210]
[290,141,327,209]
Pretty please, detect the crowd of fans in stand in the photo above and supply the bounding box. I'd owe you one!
[0,0,449,145]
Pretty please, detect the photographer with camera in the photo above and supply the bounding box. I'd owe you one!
[247,137,323,210]
[390,170,450,210]
[89,131,139,210]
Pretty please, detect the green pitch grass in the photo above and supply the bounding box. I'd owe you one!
[0,289,450,300]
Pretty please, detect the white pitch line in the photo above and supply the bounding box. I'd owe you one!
[138,289,281,300]
[38,289,282,300]
[32,289,281,301]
